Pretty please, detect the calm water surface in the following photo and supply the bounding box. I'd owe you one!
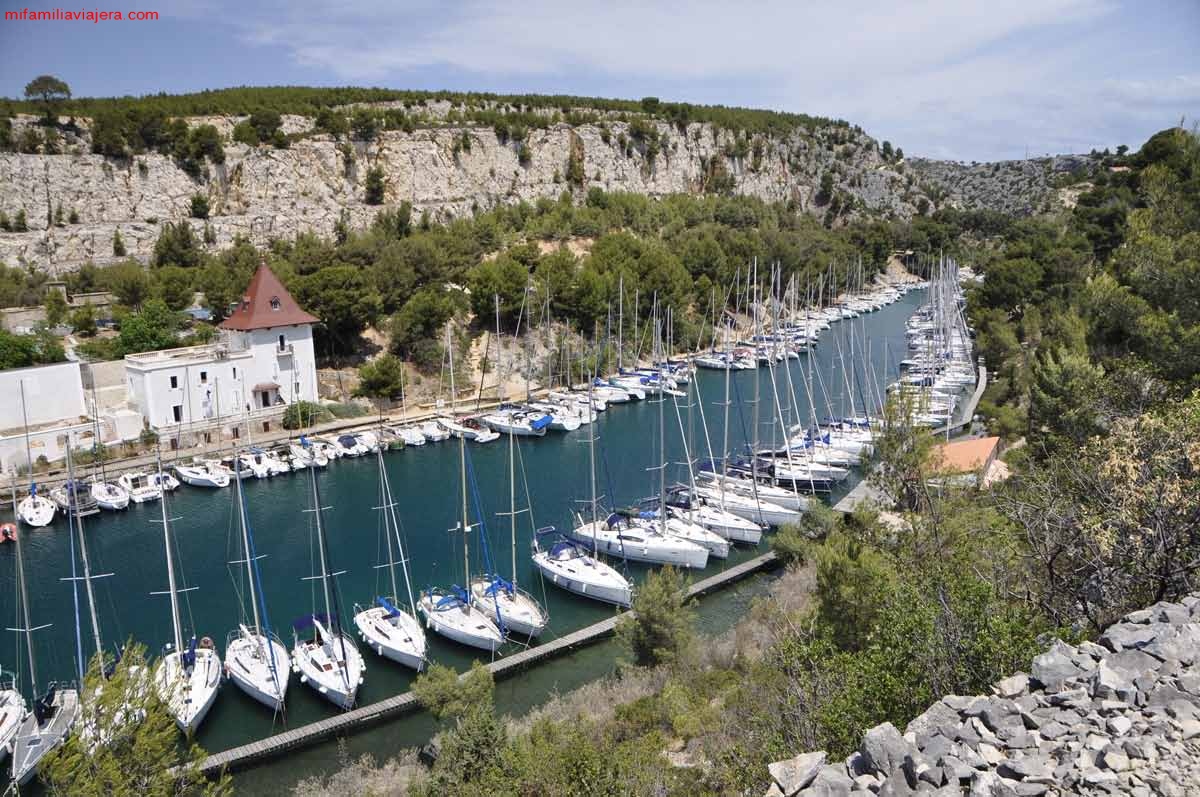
[0,290,923,789]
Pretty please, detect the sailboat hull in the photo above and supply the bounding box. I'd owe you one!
[11,687,79,786]
[567,520,709,569]
[354,606,426,671]
[292,632,364,710]
[532,551,633,607]
[468,581,548,638]
[226,633,290,712]
[417,596,504,652]
[17,495,55,527]
[155,647,222,734]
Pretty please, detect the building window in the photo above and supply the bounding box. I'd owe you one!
[172,405,183,423]
[270,296,281,311]
[169,375,178,389]
[232,427,240,440]
[262,421,271,433]
[232,367,237,379]
[199,370,207,384]
[170,438,178,451]
[278,334,286,351]
[203,432,212,443]
[294,380,301,397]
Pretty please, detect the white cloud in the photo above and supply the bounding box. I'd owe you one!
[200,0,1195,160]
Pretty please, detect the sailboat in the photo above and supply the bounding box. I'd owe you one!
[353,448,427,671]
[14,380,56,528]
[86,383,129,510]
[225,460,290,712]
[418,328,505,653]
[292,460,365,710]
[8,483,80,785]
[151,457,223,733]
[470,412,549,638]
[0,668,24,767]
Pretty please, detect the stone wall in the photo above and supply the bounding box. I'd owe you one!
[764,598,1200,796]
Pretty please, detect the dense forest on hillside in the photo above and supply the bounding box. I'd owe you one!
[3,187,960,371]
[0,85,856,160]
[289,127,1200,797]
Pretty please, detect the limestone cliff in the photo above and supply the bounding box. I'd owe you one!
[0,111,1080,275]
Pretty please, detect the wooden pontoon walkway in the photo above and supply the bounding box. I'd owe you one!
[196,549,780,776]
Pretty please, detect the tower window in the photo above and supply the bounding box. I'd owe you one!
[270,296,281,311]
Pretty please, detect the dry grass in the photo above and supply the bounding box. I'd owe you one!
[291,747,425,797]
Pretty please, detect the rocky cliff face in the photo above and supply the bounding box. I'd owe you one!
[764,597,1200,796]
[0,111,1076,275]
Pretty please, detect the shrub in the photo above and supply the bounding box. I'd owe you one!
[281,400,332,429]
[189,194,209,219]
[365,166,386,205]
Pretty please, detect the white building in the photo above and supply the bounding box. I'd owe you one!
[0,361,91,474]
[124,262,319,440]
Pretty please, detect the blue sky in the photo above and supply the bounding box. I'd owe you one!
[0,0,1196,161]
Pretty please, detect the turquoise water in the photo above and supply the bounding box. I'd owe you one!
[0,289,923,774]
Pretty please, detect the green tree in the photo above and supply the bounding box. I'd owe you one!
[466,255,529,330]
[154,265,195,311]
[103,260,153,308]
[69,304,97,337]
[44,288,68,327]
[365,166,386,205]
[248,109,282,141]
[189,194,209,220]
[412,661,495,722]
[315,107,348,138]
[865,393,937,512]
[281,400,332,430]
[117,299,180,354]
[615,566,694,668]
[231,120,258,146]
[14,209,28,232]
[1028,346,1105,455]
[979,257,1044,316]
[293,266,383,354]
[40,642,230,797]
[389,286,458,369]
[24,74,70,121]
[351,108,379,142]
[152,222,202,268]
[112,228,126,256]
[354,354,405,414]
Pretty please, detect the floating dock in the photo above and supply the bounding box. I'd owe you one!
[196,549,781,776]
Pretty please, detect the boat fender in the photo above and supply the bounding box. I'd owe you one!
[300,675,308,684]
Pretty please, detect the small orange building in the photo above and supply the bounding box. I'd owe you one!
[930,436,1000,486]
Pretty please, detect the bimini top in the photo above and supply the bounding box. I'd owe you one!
[218,261,318,332]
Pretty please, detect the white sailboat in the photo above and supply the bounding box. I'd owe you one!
[8,482,80,785]
[470,396,549,636]
[225,460,290,712]
[533,369,634,607]
[152,459,223,734]
[354,448,427,671]
[0,669,25,767]
[86,384,129,510]
[292,463,365,710]
[418,329,505,653]
[15,380,56,528]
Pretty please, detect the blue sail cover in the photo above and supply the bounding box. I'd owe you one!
[376,596,403,618]
[483,577,515,597]
[433,585,470,609]
[548,540,580,558]
[530,414,553,431]
[181,635,197,669]
[337,434,357,446]
[300,434,311,448]
[292,612,338,632]
[605,513,622,528]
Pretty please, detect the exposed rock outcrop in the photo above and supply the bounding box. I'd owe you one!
[0,109,1083,275]
[766,597,1200,796]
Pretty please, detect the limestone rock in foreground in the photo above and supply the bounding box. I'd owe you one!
[764,596,1200,795]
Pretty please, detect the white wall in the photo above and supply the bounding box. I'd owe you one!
[0,361,85,430]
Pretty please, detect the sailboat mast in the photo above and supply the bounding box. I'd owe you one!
[157,456,184,657]
[617,273,623,372]
[447,325,470,584]
[307,467,334,630]
[587,358,600,555]
[235,462,263,635]
[656,303,666,535]
[67,446,104,666]
[375,450,400,604]
[19,380,35,482]
[11,481,38,694]
[380,454,417,616]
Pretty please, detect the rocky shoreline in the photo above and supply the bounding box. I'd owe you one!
[765,598,1200,796]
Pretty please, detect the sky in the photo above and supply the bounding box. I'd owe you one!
[0,0,1196,161]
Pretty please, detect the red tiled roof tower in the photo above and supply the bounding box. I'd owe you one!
[218,259,318,331]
